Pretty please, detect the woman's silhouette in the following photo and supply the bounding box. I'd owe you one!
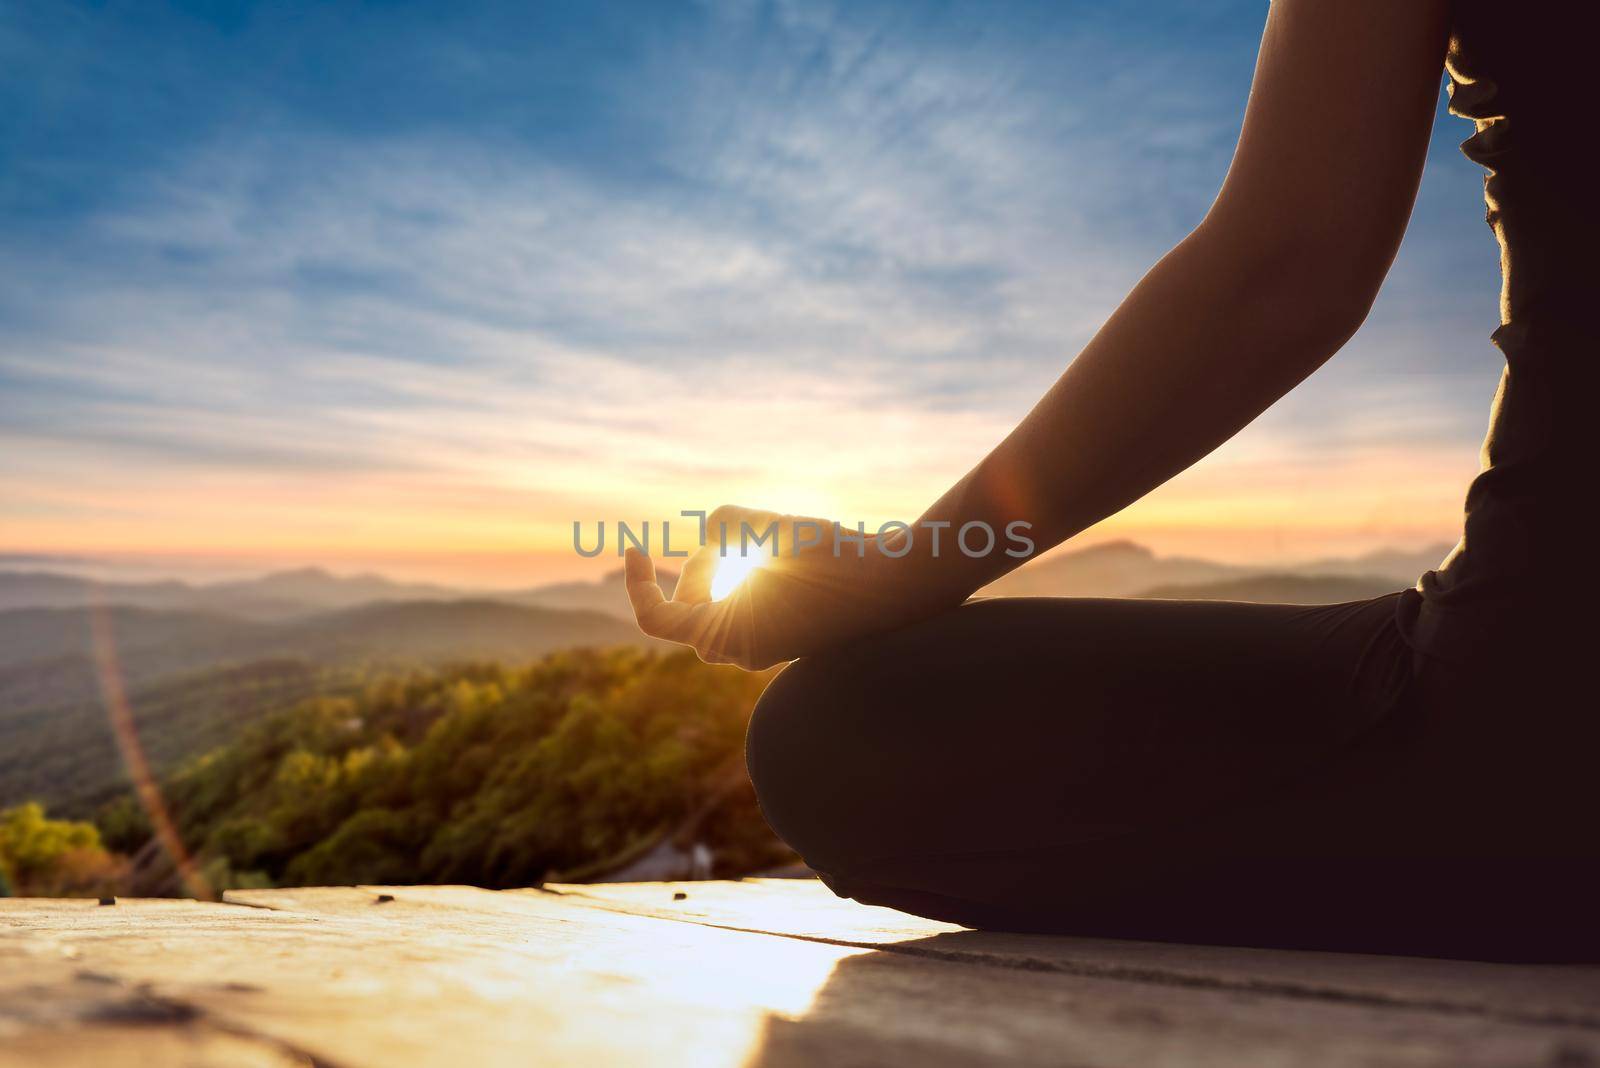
[625,0,1599,960]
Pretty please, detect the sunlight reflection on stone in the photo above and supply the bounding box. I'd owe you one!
[546,921,872,1067]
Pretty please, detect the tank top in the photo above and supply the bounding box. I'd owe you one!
[1399,0,1599,661]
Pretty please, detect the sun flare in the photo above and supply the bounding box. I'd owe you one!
[710,551,769,601]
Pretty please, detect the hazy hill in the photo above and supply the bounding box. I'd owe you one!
[0,659,338,816]
[0,567,465,621]
[980,539,1446,602]
[292,599,651,663]
[207,568,463,612]
[981,540,1249,599]
[0,570,305,620]
[1133,573,1405,604]
[0,565,674,623]
[0,606,279,673]
[0,553,98,567]
[0,599,649,702]
[510,567,678,617]
[0,571,220,615]
[0,599,656,812]
[1291,543,1452,582]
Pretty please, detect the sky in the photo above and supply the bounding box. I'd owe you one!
[1,0,1505,585]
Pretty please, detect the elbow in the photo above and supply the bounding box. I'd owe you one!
[1281,266,1380,357]
[1194,216,1390,360]
[1287,240,1388,346]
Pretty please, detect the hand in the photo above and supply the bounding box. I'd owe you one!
[624,505,946,670]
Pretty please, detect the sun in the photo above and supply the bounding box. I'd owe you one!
[710,550,769,601]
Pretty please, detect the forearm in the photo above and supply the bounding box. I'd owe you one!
[879,0,1448,607]
[905,221,1367,600]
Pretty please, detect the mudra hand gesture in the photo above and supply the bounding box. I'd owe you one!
[624,504,948,670]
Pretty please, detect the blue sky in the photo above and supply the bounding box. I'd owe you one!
[0,0,1504,581]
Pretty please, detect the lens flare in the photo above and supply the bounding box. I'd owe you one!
[88,595,213,900]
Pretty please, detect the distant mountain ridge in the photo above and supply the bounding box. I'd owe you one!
[293,599,651,663]
[503,567,679,617]
[980,540,1245,599]
[0,598,653,701]
[0,564,679,622]
[0,541,1448,621]
[1133,573,1405,605]
[0,567,464,621]
[977,539,1450,602]
[208,567,464,610]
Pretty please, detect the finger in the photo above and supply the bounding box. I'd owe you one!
[673,544,719,604]
[624,546,664,619]
[626,548,710,642]
[641,599,703,642]
[623,548,676,631]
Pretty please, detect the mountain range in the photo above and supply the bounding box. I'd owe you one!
[0,564,680,622]
[0,540,1447,622]
[977,539,1448,600]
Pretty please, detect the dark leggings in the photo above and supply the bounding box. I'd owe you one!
[746,592,1600,961]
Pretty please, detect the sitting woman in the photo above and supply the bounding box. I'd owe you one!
[624,0,1599,961]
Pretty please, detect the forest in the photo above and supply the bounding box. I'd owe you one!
[1,648,791,897]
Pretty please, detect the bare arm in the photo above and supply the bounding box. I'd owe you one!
[627,0,1453,668]
[908,0,1451,598]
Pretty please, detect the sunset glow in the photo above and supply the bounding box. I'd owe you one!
[0,1,1497,584]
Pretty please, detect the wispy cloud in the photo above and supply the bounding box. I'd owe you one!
[0,0,1502,570]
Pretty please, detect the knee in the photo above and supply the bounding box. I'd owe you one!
[745,656,826,822]
[745,655,857,867]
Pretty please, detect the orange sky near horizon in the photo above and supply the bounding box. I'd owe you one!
[1,415,1476,587]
